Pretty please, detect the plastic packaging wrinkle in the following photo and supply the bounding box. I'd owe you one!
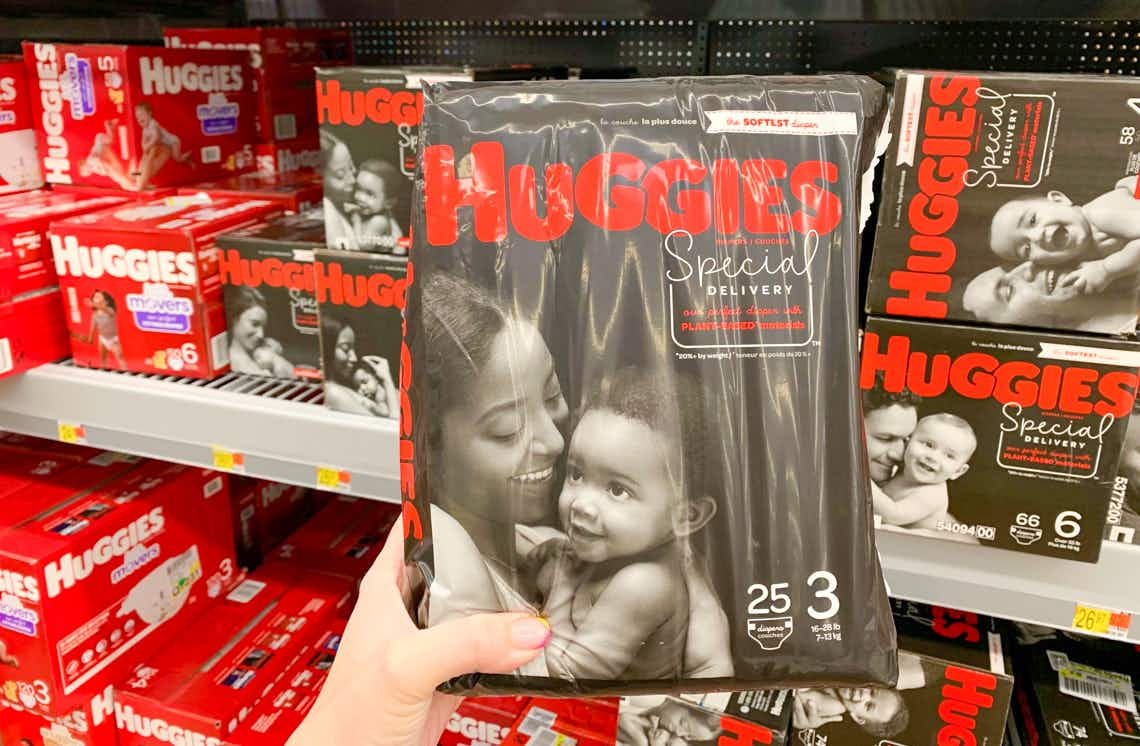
[401,75,899,696]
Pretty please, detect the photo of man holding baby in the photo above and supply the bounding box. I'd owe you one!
[862,375,980,545]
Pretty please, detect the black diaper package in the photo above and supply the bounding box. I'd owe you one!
[401,76,899,695]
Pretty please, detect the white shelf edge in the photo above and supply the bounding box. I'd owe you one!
[0,363,399,502]
[877,527,1140,643]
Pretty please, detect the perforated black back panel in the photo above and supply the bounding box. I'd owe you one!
[278,17,1140,77]
[297,18,706,75]
[709,19,1140,76]
[707,19,815,74]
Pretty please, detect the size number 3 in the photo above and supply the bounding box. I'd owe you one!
[747,571,841,621]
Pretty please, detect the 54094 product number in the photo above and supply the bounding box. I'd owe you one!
[936,521,997,540]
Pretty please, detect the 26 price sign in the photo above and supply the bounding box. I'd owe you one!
[1073,602,1132,640]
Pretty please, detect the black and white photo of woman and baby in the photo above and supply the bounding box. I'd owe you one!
[417,271,733,683]
[320,130,406,254]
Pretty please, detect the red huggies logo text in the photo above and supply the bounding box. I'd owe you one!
[311,260,407,309]
[423,142,842,246]
[316,80,423,127]
[43,508,165,599]
[400,262,421,543]
[258,480,293,508]
[219,249,313,291]
[116,702,221,746]
[0,568,40,603]
[860,331,1140,418]
[90,685,115,727]
[937,665,998,746]
[717,716,773,746]
[29,43,71,183]
[165,37,263,69]
[138,57,243,96]
[444,714,509,745]
[51,234,197,285]
[277,147,321,173]
[931,606,982,644]
[887,75,981,318]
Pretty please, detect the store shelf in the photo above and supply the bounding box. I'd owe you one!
[878,528,1140,643]
[0,361,1137,641]
[0,361,399,501]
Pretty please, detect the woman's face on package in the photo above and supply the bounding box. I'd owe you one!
[324,143,356,203]
[234,306,267,353]
[441,319,568,524]
[334,325,358,381]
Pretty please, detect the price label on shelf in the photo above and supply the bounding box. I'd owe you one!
[211,447,245,473]
[57,422,87,445]
[1072,602,1132,639]
[316,466,352,492]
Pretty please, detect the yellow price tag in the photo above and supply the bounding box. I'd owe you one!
[1073,602,1132,639]
[57,422,87,445]
[316,466,351,492]
[211,447,244,473]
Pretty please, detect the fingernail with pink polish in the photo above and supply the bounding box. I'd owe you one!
[511,617,551,649]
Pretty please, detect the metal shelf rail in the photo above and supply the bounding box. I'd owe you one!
[0,361,398,500]
[0,361,1136,641]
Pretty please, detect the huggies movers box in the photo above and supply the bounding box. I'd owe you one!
[22,42,258,190]
[0,461,236,718]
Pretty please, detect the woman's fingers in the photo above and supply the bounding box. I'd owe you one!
[349,521,414,630]
[616,714,652,746]
[385,613,550,702]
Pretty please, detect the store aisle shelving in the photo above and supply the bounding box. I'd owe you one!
[1,360,1137,643]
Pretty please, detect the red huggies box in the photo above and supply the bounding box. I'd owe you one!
[178,170,323,214]
[50,183,178,200]
[21,42,257,190]
[505,698,620,746]
[113,572,350,745]
[0,461,236,718]
[252,481,312,556]
[0,444,138,521]
[0,55,43,195]
[0,189,131,299]
[0,432,127,470]
[1,698,119,746]
[50,196,283,377]
[0,288,71,379]
[227,476,262,571]
[255,140,320,177]
[226,619,347,745]
[260,496,399,593]
[441,698,533,746]
[163,27,352,146]
[226,478,312,569]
